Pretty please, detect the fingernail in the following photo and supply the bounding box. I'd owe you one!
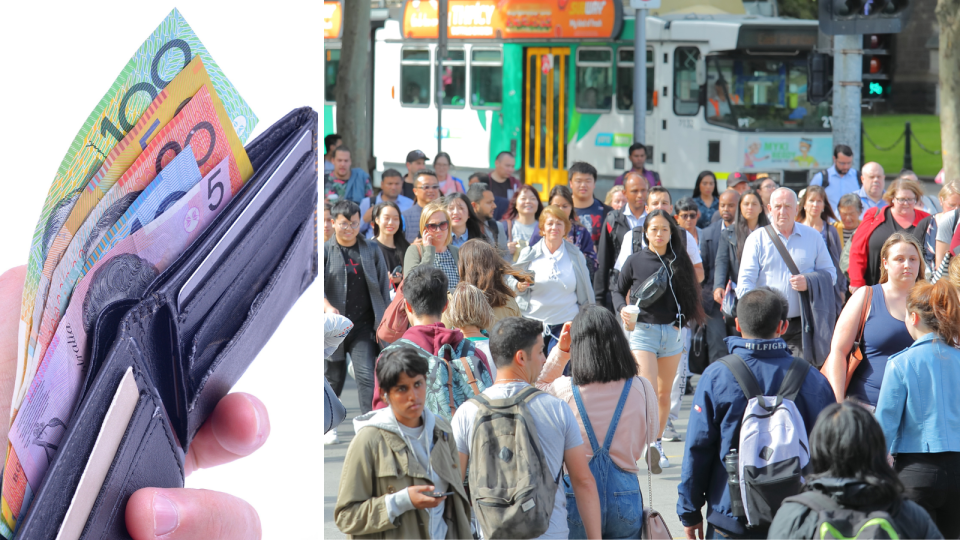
[154,493,179,536]
[244,394,268,447]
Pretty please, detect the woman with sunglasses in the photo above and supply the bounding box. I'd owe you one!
[849,177,933,292]
[403,200,460,290]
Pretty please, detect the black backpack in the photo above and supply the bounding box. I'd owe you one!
[783,491,902,539]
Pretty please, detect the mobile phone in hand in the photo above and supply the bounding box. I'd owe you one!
[425,491,453,498]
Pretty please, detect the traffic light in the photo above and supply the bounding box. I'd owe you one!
[807,52,833,105]
[819,0,912,35]
[862,34,893,101]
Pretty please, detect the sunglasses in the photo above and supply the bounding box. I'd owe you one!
[425,221,449,232]
[417,184,440,191]
[677,212,698,220]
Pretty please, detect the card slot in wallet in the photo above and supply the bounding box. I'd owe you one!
[186,215,314,442]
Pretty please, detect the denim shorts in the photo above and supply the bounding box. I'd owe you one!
[629,322,683,357]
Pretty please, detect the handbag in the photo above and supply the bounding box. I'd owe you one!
[821,286,871,393]
[632,251,675,309]
[721,279,738,320]
[15,107,318,539]
[688,322,710,375]
[642,380,674,540]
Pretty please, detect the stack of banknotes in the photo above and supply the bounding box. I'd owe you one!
[0,9,258,536]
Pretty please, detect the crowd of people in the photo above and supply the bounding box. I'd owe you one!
[324,133,960,539]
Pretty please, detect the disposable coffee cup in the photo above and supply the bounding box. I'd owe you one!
[623,305,640,331]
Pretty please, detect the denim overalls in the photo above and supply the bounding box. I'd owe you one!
[563,378,643,539]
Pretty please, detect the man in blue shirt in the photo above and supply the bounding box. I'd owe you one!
[809,144,859,216]
[359,169,414,238]
[736,188,836,358]
[677,287,836,539]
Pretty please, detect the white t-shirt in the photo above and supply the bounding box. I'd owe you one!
[452,382,584,540]
[614,228,702,271]
[524,245,581,325]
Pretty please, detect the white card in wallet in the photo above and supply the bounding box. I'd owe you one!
[56,367,140,540]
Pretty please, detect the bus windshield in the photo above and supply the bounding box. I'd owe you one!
[704,54,830,132]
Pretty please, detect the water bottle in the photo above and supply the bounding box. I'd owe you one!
[724,449,745,518]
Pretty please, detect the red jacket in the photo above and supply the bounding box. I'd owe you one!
[848,206,930,288]
[371,323,490,410]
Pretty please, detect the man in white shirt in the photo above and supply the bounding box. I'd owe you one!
[613,187,704,283]
[736,188,836,357]
[453,317,602,540]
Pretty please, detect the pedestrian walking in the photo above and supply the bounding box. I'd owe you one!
[433,152,465,195]
[809,144,859,217]
[446,282,496,379]
[502,184,543,261]
[714,189,766,335]
[531,185,598,274]
[402,170,443,243]
[370,201,409,294]
[594,171,649,310]
[692,171,719,228]
[797,185,846,314]
[447,239,525,328]
[403,200,460,290]
[444,193,487,248]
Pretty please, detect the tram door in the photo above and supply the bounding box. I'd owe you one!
[524,48,570,200]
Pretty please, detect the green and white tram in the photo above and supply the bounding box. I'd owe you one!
[327,1,833,196]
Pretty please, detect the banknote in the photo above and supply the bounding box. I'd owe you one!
[21,85,247,412]
[83,145,203,271]
[2,155,240,532]
[17,8,258,425]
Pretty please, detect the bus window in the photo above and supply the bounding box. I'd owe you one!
[704,55,831,131]
[616,48,654,113]
[441,48,466,107]
[576,47,613,112]
[325,48,340,104]
[401,48,431,107]
[673,47,701,116]
[471,48,502,109]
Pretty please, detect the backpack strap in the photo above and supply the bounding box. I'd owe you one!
[778,357,810,403]
[459,353,481,396]
[570,384,601,454]
[719,354,764,401]
[601,377,633,453]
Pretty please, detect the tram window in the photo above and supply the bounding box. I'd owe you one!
[471,48,502,109]
[576,48,613,112]
[440,48,466,107]
[674,47,701,116]
[616,48,654,113]
[325,48,340,104]
[401,48,431,107]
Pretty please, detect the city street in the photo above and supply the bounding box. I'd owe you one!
[323,374,700,539]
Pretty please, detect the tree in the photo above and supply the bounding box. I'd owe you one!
[778,0,817,19]
[939,0,959,181]
[335,2,371,172]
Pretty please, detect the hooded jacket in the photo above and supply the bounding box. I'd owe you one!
[371,323,481,410]
[334,407,472,539]
[767,478,942,539]
[677,336,836,535]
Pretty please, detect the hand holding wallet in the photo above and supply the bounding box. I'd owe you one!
[13,107,319,540]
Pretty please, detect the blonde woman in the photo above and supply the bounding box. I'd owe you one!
[822,233,924,408]
[514,205,593,355]
[604,185,627,211]
[403,200,459,290]
[444,282,497,379]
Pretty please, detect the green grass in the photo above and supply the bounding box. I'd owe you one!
[862,114,943,177]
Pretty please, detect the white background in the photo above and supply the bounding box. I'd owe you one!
[0,2,323,538]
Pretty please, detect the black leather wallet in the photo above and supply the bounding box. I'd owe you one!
[14,107,319,540]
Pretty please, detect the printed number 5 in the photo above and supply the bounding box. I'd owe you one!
[207,169,224,211]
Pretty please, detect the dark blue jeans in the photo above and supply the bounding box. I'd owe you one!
[564,379,643,539]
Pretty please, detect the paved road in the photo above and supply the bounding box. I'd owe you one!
[324,375,701,539]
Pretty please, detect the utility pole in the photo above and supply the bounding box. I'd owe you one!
[832,35,862,166]
[436,0,447,155]
[634,8,646,145]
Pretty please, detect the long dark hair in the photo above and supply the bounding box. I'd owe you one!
[371,201,410,254]
[797,185,839,223]
[735,190,771,263]
[458,239,531,308]
[642,210,706,326]
[504,184,544,221]
[807,401,903,503]
[570,305,638,385]
[692,170,719,200]
[548,185,577,221]
[445,193,488,241]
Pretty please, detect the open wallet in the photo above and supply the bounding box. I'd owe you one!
[13,107,319,540]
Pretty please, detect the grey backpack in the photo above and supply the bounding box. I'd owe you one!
[468,386,559,539]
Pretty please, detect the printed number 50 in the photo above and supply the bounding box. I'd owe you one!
[207,169,224,211]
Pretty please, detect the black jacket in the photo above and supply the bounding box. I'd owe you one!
[593,209,635,304]
[698,221,723,316]
[767,478,942,539]
[714,226,741,292]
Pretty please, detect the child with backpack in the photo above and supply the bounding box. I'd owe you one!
[768,402,942,539]
[677,287,835,539]
[452,317,603,540]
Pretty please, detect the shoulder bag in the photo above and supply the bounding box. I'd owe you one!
[821,286,871,393]
[642,380,674,540]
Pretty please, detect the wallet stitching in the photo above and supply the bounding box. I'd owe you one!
[182,148,314,322]
[189,219,309,406]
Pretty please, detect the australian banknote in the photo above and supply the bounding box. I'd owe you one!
[2,154,241,533]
